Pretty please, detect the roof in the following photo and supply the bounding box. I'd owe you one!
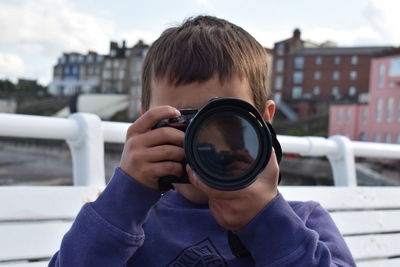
[294,46,393,56]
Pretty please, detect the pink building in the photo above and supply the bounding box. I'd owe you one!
[329,51,400,144]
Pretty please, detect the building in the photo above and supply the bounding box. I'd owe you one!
[329,50,400,144]
[100,41,130,94]
[48,52,104,95]
[127,40,149,119]
[272,29,392,118]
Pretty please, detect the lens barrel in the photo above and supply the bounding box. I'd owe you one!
[184,98,273,191]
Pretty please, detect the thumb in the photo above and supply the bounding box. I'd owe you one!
[186,164,200,187]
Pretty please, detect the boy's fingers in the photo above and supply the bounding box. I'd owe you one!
[150,161,184,179]
[146,145,185,162]
[127,106,180,136]
[143,127,185,147]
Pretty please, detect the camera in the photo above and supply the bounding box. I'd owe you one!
[154,97,282,191]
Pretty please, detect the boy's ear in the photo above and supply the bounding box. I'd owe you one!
[262,100,276,122]
[140,106,145,115]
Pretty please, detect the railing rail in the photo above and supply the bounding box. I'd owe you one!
[1,112,400,187]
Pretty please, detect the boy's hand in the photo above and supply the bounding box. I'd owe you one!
[120,106,185,190]
[186,151,279,231]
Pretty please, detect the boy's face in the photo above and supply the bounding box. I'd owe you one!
[148,75,275,204]
[149,75,254,111]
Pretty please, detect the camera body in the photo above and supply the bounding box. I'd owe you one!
[153,98,282,191]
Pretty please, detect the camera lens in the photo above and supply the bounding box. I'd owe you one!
[185,98,272,191]
[193,112,259,178]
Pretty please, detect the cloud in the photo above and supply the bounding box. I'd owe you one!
[304,26,382,47]
[194,0,214,10]
[0,0,115,84]
[364,0,400,44]
[0,0,115,53]
[0,53,25,81]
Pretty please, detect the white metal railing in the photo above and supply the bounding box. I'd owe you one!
[1,112,400,187]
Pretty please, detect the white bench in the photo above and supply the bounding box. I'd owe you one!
[1,113,400,266]
[0,186,400,266]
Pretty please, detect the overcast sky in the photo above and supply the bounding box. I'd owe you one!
[0,0,399,85]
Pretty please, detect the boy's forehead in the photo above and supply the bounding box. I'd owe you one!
[149,75,254,110]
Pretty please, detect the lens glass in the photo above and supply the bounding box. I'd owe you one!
[193,112,259,179]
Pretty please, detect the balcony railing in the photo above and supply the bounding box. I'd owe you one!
[1,112,400,187]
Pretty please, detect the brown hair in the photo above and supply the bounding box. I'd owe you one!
[141,15,269,113]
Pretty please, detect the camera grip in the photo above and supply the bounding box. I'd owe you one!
[158,173,190,192]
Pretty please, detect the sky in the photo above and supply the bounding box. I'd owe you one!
[0,0,399,85]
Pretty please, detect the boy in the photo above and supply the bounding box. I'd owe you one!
[49,16,355,266]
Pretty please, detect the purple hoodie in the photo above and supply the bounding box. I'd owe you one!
[49,168,355,266]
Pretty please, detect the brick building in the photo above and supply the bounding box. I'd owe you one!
[272,29,392,118]
[329,50,400,144]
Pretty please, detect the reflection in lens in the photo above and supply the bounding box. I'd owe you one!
[194,112,259,179]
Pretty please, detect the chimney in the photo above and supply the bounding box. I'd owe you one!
[293,28,301,39]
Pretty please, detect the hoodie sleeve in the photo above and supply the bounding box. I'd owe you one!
[48,167,161,267]
[235,193,356,267]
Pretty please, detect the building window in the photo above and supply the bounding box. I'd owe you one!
[389,57,400,77]
[375,134,381,142]
[102,70,111,79]
[294,56,304,69]
[135,62,142,72]
[350,71,357,80]
[332,86,339,96]
[72,66,78,75]
[362,107,368,124]
[275,59,284,72]
[276,43,285,56]
[336,108,342,123]
[274,76,283,90]
[314,71,321,80]
[387,97,394,123]
[113,60,120,68]
[378,63,385,88]
[293,72,303,84]
[345,109,351,124]
[292,86,302,99]
[351,56,358,65]
[313,86,320,95]
[359,132,368,141]
[397,134,400,144]
[332,71,340,80]
[385,134,391,143]
[376,98,383,122]
[97,55,103,62]
[119,70,125,80]
[398,99,400,122]
[87,55,93,63]
[315,56,322,65]
[348,86,356,96]
[334,56,341,65]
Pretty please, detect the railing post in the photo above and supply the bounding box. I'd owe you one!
[67,113,106,186]
[326,135,357,186]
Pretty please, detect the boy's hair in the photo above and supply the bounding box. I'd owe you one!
[141,15,269,113]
